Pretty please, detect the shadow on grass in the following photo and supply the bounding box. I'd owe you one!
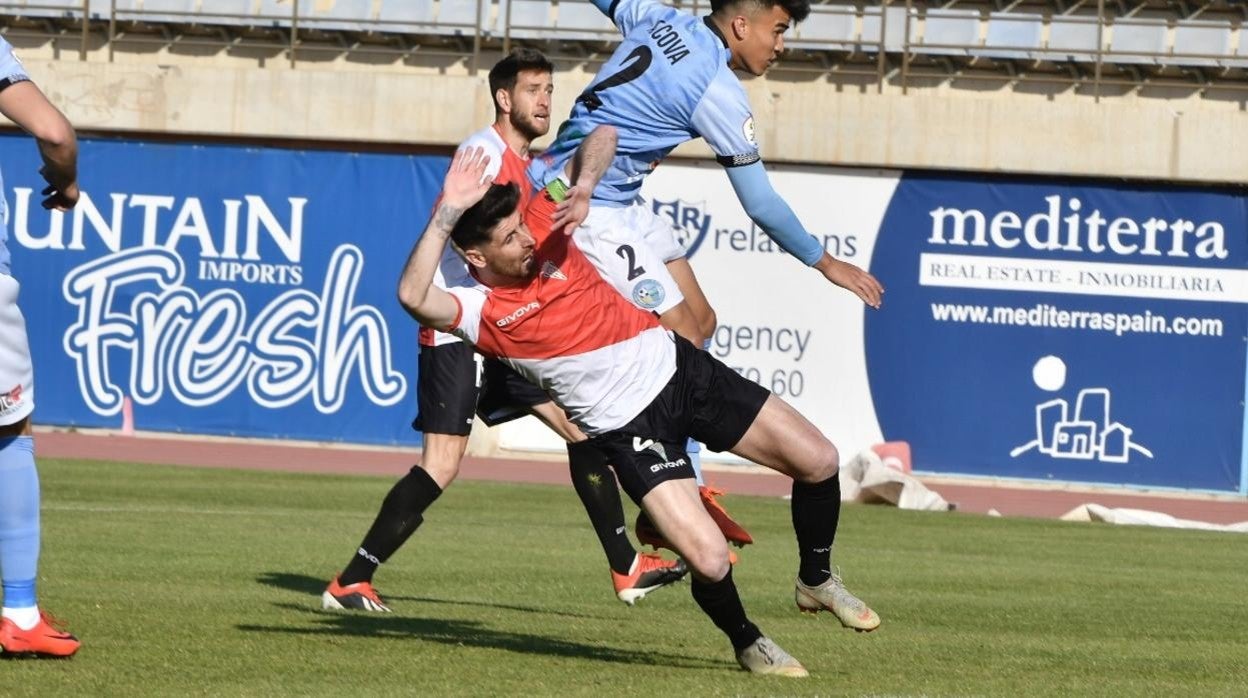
[237,603,727,670]
[255,572,615,621]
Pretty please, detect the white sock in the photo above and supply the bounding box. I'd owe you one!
[2,605,40,631]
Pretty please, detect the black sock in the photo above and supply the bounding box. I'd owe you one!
[791,472,841,587]
[690,568,762,652]
[567,441,637,574]
[339,465,443,586]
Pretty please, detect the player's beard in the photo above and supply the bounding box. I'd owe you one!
[512,110,550,141]
[516,252,536,278]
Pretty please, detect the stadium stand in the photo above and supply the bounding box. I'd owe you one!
[0,0,1246,93]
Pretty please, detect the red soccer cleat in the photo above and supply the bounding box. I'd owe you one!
[611,552,688,605]
[322,575,392,612]
[700,486,754,546]
[0,612,81,658]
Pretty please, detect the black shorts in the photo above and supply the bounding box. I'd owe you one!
[476,356,551,427]
[412,342,551,436]
[589,335,770,503]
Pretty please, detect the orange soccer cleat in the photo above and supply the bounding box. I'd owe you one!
[322,575,392,612]
[611,552,688,605]
[0,612,81,658]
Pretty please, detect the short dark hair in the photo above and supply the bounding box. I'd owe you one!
[488,48,554,104]
[450,183,521,252]
[710,0,810,23]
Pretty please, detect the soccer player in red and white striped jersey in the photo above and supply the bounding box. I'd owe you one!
[397,133,881,676]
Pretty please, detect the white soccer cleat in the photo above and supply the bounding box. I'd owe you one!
[795,573,880,632]
[735,636,809,677]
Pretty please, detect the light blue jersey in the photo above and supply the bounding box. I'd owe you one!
[530,0,760,206]
[0,36,32,277]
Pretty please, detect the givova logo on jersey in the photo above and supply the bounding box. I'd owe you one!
[11,188,405,417]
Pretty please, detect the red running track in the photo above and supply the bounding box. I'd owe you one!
[35,430,1248,525]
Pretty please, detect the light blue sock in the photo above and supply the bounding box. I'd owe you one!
[687,437,705,486]
[0,436,39,609]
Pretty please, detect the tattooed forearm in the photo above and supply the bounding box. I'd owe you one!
[434,204,464,234]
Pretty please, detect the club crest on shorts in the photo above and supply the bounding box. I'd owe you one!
[631,278,665,309]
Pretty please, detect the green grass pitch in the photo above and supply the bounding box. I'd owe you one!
[5,459,1247,696]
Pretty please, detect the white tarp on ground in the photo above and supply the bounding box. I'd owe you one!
[839,450,953,511]
[1059,503,1248,533]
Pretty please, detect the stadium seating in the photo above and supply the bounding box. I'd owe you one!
[374,0,436,32]
[917,8,980,57]
[1107,18,1168,65]
[1169,19,1233,67]
[552,0,617,42]
[788,4,856,51]
[860,5,916,53]
[502,0,554,42]
[3,0,1248,87]
[1044,14,1103,62]
[0,0,89,19]
[972,11,1043,60]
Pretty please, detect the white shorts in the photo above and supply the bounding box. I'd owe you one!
[0,274,34,426]
[573,204,686,316]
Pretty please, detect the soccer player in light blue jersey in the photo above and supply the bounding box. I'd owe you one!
[531,0,883,311]
[0,36,82,658]
[530,0,884,557]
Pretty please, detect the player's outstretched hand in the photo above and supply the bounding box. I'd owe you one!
[39,166,78,211]
[551,184,591,236]
[441,146,494,212]
[817,256,884,309]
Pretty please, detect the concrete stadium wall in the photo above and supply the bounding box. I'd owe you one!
[6,45,1248,184]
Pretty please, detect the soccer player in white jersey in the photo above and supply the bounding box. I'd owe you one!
[531,0,882,550]
[0,36,82,658]
[398,135,880,677]
[323,50,687,613]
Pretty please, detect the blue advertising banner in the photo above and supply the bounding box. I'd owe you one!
[6,135,1245,492]
[2,135,446,445]
[865,173,1248,492]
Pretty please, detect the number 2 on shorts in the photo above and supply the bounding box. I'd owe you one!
[616,244,646,281]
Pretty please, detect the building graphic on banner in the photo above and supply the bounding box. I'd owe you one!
[1010,356,1153,463]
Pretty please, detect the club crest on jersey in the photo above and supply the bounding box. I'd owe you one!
[631,279,665,309]
[0,384,23,413]
[742,116,758,148]
[540,260,567,281]
[633,437,668,461]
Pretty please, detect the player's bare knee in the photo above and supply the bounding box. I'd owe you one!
[685,542,732,582]
[797,438,839,483]
[419,459,460,489]
[421,434,468,488]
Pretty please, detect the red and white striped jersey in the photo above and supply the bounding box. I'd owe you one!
[421,125,533,348]
[444,190,676,435]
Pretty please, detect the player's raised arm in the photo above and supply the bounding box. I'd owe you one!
[0,78,78,211]
[397,147,493,327]
[724,162,883,308]
[551,124,617,235]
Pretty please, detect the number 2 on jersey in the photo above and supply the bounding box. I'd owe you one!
[577,45,653,111]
